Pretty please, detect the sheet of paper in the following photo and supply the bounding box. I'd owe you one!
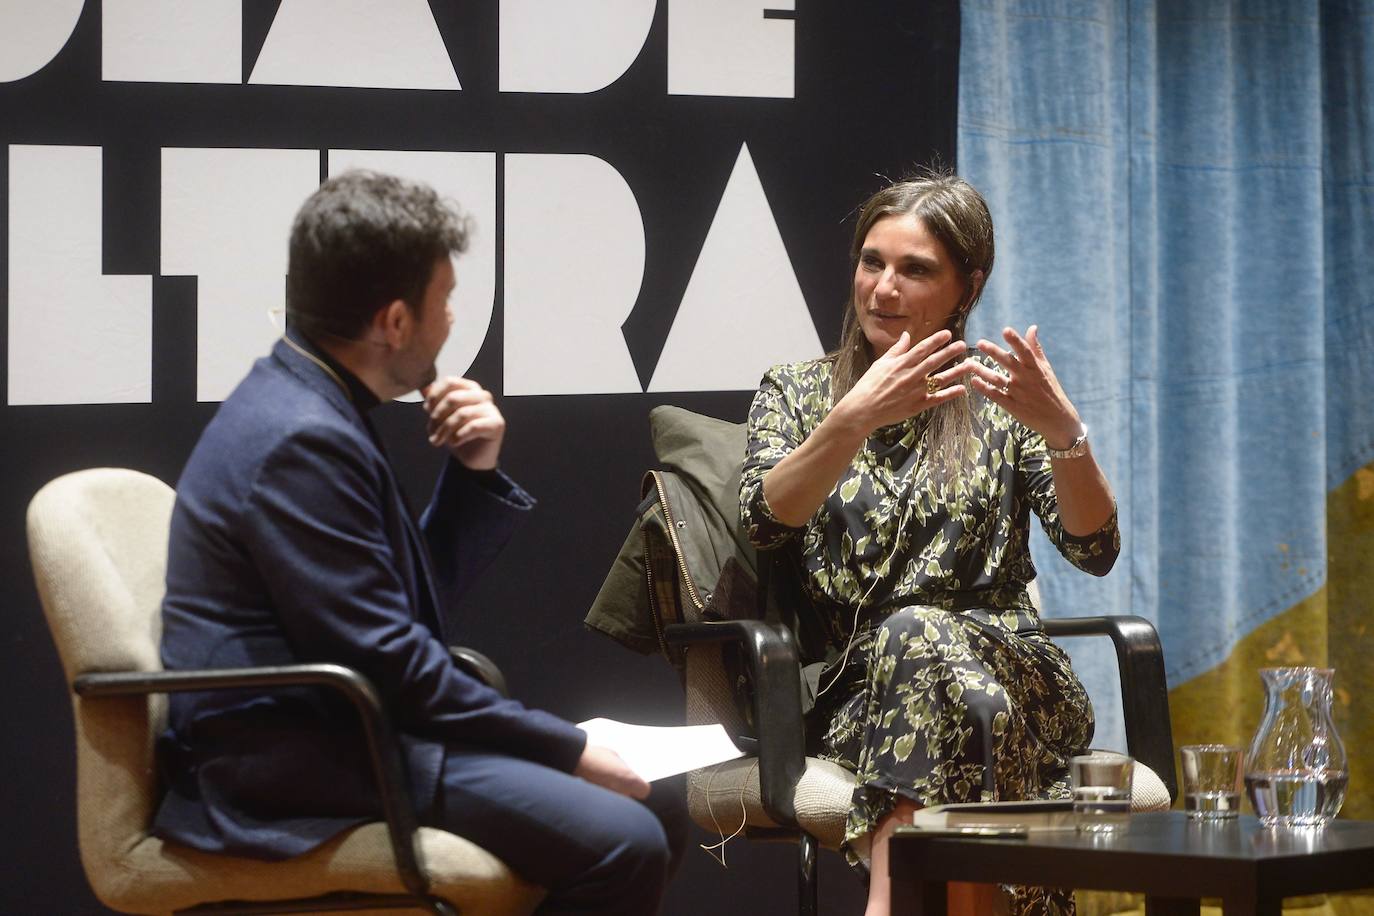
[577,717,746,782]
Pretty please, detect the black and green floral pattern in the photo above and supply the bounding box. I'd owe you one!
[741,357,1120,915]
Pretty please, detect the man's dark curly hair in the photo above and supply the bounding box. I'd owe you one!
[286,170,470,341]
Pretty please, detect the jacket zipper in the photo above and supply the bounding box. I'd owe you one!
[640,524,672,661]
[650,470,707,612]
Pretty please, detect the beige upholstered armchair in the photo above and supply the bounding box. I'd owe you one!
[27,468,543,916]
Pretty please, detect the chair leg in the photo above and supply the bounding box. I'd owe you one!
[798,832,818,916]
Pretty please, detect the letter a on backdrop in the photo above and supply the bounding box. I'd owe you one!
[649,143,822,392]
[250,0,460,90]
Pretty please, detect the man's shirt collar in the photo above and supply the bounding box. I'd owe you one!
[285,328,382,412]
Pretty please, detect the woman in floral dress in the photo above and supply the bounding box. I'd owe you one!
[740,175,1119,916]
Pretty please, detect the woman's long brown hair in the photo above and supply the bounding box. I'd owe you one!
[830,173,996,483]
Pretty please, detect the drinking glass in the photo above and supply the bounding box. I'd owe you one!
[1071,753,1133,833]
[1181,744,1244,819]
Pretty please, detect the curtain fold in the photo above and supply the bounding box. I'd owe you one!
[957,0,1374,853]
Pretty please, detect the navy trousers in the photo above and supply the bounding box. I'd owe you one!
[433,748,674,915]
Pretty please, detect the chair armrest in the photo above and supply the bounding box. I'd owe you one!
[663,620,805,829]
[73,664,431,900]
[1042,615,1177,800]
[449,646,509,698]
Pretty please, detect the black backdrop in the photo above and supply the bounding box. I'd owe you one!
[0,2,957,912]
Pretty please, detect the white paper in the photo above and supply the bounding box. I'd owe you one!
[577,718,746,782]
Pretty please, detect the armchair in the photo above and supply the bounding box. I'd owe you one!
[27,468,543,916]
[588,406,1177,916]
[669,596,1177,916]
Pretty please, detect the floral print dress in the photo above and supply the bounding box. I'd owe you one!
[741,357,1120,915]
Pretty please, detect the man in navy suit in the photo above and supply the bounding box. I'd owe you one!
[155,171,670,914]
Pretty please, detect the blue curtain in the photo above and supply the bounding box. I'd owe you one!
[958,0,1374,750]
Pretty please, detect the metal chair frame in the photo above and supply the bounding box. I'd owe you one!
[73,648,507,916]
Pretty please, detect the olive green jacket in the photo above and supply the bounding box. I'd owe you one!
[584,405,756,654]
[584,405,834,716]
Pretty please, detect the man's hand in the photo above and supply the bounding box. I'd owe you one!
[421,377,506,470]
[574,744,651,800]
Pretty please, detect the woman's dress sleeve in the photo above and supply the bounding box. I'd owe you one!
[740,367,809,549]
[1015,424,1121,576]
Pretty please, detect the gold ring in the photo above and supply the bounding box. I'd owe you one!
[926,374,940,396]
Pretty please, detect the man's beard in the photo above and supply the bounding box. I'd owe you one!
[388,349,438,396]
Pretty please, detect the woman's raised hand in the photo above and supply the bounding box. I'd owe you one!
[835,329,976,434]
[968,325,1084,449]
[761,329,974,528]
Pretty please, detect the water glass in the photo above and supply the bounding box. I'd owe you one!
[1181,744,1244,820]
[1071,753,1133,833]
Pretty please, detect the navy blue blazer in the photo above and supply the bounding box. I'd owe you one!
[154,337,586,858]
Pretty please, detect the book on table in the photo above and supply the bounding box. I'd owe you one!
[909,799,1076,833]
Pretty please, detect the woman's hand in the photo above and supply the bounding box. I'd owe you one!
[834,329,976,436]
[970,325,1114,535]
[968,326,1083,449]
[760,329,974,529]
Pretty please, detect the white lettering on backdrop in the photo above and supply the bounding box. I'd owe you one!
[503,154,645,395]
[6,142,818,402]
[649,143,822,391]
[499,0,657,94]
[102,0,241,84]
[668,0,796,98]
[7,145,153,406]
[0,0,84,83]
[161,148,321,402]
[249,0,461,90]
[3,0,796,96]
[3,4,818,403]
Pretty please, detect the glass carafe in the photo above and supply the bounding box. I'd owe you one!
[1244,667,1347,827]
